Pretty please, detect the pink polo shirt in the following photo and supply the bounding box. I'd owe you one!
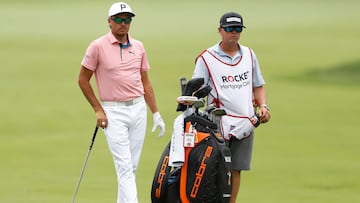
[81,32,150,101]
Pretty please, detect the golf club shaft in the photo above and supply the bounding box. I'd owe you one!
[71,126,99,203]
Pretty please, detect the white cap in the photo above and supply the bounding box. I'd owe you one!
[108,2,135,17]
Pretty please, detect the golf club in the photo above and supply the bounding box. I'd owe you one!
[211,107,226,123]
[71,126,99,203]
[192,98,205,112]
[180,76,187,94]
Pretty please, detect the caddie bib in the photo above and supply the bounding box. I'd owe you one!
[200,45,256,140]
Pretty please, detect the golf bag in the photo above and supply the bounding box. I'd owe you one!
[151,78,232,203]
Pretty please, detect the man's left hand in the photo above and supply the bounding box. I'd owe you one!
[152,112,165,137]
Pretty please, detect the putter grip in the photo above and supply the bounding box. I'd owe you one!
[89,126,99,150]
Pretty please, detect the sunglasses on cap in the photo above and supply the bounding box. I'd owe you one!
[111,17,132,24]
[223,26,243,33]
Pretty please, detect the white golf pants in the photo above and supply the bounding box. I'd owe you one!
[102,97,147,203]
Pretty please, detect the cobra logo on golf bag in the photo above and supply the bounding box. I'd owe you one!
[151,142,175,203]
[155,156,169,198]
[190,146,213,198]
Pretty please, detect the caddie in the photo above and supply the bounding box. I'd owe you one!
[192,11,271,203]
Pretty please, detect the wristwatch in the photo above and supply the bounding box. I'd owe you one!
[260,104,270,111]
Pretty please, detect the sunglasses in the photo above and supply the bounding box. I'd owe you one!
[223,26,243,33]
[111,17,132,24]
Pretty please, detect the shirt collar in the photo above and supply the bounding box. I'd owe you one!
[214,41,242,57]
[108,32,132,48]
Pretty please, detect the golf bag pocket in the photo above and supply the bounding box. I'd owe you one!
[221,115,258,140]
[166,168,181,203]
[179,133,232,203]
[179,119,232,203]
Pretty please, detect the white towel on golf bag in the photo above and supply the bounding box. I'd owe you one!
[169,113,185,167]
[221,115,256,140]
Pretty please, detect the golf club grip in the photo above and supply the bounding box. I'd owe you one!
[180,77,186,93]
[89,126,99,150]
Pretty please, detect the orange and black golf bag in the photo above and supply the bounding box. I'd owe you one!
[151,78,232,203]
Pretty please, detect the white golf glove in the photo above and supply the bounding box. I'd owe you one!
[152,112,165,137]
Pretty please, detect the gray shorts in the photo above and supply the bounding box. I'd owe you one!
[227,133,254,171]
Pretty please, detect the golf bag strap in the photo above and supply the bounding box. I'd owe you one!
[179,145,191,203]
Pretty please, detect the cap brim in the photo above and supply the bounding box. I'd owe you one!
[222,23,245,28]
[109,12,135,17]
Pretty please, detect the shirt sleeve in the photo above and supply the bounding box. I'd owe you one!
[81,41,99,71]
[141,49,150,72]
[252,50,266,87]
[192,56,210,83]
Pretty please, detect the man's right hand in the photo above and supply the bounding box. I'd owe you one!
[96,110,108,128]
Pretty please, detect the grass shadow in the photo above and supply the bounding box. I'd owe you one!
[282,60,360,86]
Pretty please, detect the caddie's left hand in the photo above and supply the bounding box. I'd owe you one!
[152,112,165,137]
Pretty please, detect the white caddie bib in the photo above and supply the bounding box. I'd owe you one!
[200,46,256,140]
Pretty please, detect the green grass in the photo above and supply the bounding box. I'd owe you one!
[1,0,359,202]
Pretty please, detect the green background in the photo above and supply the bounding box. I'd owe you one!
[1,0,359,202]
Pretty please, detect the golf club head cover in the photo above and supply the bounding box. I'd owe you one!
[176,78,205,112]
[193,85,212,99]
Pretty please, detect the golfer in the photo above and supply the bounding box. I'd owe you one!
[78,2,165,203]
[192,12,271,203]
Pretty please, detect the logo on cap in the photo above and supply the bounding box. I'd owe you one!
[120,3,127,10]
[220,12,245,28]
[226,17,242,23]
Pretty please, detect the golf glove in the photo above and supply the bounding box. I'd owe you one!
[152,112,165,137]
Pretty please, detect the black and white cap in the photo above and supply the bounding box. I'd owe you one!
[220,12,246,28]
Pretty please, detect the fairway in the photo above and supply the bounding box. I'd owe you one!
[1,0,359,202]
